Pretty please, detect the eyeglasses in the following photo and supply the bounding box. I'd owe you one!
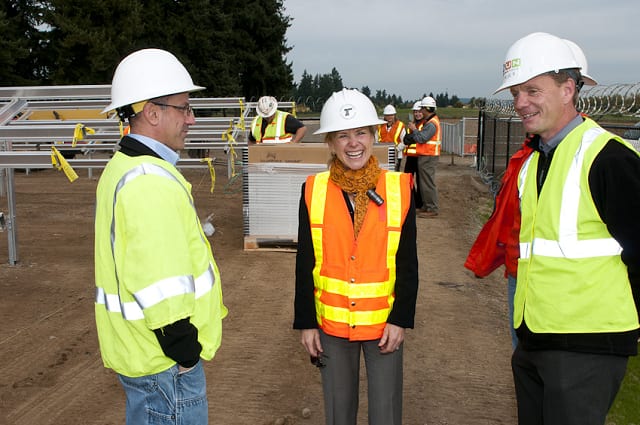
[150,102,194,117]
[310,354,327,368]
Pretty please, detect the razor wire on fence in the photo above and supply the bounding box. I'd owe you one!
[485,83,640,119]
[479,82,640,195]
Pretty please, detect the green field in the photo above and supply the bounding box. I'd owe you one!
[608,353,640,424]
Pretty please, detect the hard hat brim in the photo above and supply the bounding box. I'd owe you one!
[101,85,205,114]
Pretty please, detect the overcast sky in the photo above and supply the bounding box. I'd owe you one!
[283,0,640,101]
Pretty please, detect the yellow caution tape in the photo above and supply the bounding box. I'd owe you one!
[200,157,216,193]
[222,122,238,177]
[237,99,246,130]
[72,123,96,147]
[292,102,298,118]
[51,146,78,182]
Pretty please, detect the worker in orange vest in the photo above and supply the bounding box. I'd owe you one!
[378,104,406,171]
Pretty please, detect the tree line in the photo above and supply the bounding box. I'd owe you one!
[1,0,293,99]
[1,1,480,110]
[292,68,470,111]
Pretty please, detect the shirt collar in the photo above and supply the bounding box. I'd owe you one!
[539,114,583,156]
[127,134,180,165]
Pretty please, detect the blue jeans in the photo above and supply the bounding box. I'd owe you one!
[118,361,208,425]
[507,274,518,350]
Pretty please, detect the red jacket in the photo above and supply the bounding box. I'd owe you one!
[465,139,533,278]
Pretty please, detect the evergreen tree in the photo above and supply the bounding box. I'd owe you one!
[226,0,293,99]
[0,1,45,85]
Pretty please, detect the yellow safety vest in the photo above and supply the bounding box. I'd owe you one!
[94,152,227,377]
[250,110,293,143]
[515,118,639,334]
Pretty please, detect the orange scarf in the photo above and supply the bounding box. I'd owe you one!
[329,156,382,237]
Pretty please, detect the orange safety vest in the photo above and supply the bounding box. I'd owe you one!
[404,115,441,157]
[378,120,405,145]
[304,170,412,341]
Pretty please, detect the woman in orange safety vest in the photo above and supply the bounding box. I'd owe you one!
[293,89,418,425]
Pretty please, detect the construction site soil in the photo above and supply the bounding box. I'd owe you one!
[0,154,520,425]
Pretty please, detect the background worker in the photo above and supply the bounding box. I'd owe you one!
[95,48,227,425]
[495,32,640,425]
[465,38,598,351]
[378,104,406,170]
[400,100,425,208]
[294,88,419,425]
[249,95,307,143]
[404,96,441,218]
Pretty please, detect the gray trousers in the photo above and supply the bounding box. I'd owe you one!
[512,345,628,425]
[319,331,403,425]
[417,155,439,212]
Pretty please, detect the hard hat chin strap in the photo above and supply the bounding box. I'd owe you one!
[116,101,148,122]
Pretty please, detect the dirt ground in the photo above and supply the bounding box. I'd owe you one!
[0,153,517,425]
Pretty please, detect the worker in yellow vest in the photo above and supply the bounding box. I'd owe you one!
[95,49,227,425]
[249,96,307,143]
[294,88,419,425]
[378,104,406,170]
[496,32,640,425]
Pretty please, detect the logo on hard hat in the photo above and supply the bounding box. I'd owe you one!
[340,104,356,120]
[503,58,521,75]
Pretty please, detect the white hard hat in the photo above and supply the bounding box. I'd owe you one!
[102,48,204,114]
[314,88,386,135]
[494,32,581,94]
[421,96,437,109]
[562,39,597,86]
[412,101,422,111]
[256,96,278,118]
[382,104,397,115]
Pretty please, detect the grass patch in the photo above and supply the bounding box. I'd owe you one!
[607,353,640,424]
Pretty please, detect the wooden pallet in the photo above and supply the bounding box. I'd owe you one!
[243,235,298,252]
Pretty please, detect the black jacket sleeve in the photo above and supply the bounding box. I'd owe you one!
[386,195,419,328]
[589,140,640,317]
[153,318,202,368]
[293,183,318,329]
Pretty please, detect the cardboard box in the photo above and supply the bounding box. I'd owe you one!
[248,143,391,165]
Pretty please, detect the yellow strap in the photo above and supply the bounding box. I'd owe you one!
[237,100,246,130]
[222,122,238,177]
[72,123,96,147]
[200,157,216,193]
[50,146,78,182]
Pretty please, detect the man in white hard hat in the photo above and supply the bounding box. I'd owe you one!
[496,32,640,425]
[95,48,227,425]
[378,104,406,171]
[249,95,307,143]
[403,96,441,218]
[465,38,599,352]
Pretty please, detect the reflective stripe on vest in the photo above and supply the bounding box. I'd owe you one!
[518,127,621,260]
[95,163,216,321]
[95,265,215,320]
[306,171,407,340]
